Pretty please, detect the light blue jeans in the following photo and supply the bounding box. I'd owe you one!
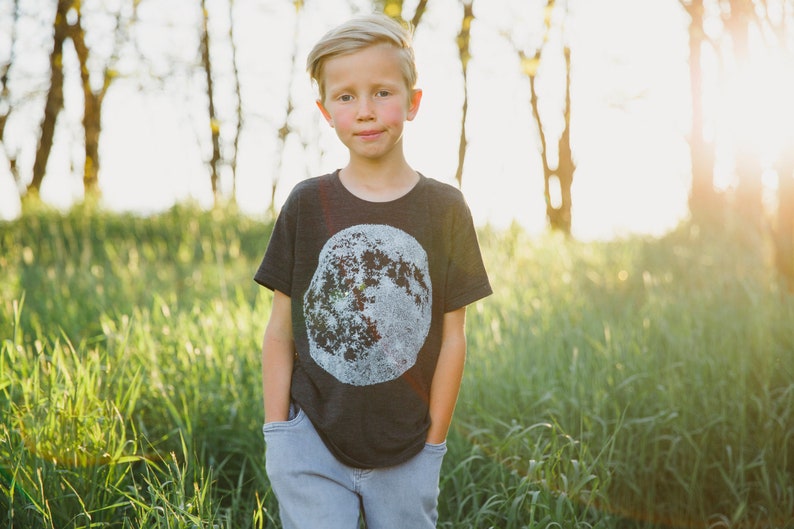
[263,405,447,529]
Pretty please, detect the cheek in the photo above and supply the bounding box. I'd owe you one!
[329,109,355,129]
[379,103,409,125]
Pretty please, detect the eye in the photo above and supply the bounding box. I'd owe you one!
[338,94,353,102]
[375,90,391,98]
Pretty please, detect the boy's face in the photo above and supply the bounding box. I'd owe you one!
[317,43,422,165]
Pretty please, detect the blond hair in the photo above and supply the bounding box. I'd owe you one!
[306,13,418,103]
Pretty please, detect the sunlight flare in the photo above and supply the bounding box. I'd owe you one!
[718,41,794,170]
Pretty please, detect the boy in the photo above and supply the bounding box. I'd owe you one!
[255,13,491,529]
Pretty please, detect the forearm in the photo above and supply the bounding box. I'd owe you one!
[262,290,295,423]
[262,338,294,423]
[426,308,467,444]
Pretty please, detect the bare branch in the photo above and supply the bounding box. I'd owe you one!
[200,0,222,204]
[270,3,302,217]
[228,0,243,204]
[454,0,473,188]
[0,0,21,185]
[410,0,429,28]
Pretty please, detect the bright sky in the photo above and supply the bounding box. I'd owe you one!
[2,0,785,240]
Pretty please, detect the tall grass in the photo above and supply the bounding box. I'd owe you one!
[1,205,792,528]
[460,223,793,528]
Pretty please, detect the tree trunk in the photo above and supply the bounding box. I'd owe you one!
[684,0,720,223]
[69,12,108,199]
[28,0,72,197]
[228,0,242,205]
[82,95,102,197]
[764,5,794,292]
[549,47,574,234]
[523,50,550,218]
[775,147,794,292]
[0,0,20,186]
[520,1,574,235]
[725,0,763,226]
[454,1,473,188]
[200,0,222,206]
[270,3,302,218]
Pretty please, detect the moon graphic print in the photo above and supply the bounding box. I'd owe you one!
[303,225,432,386]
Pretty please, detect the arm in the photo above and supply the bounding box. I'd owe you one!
[426,306,467,444]
[262,289,295,423]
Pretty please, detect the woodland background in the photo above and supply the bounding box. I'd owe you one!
[2,2,794,528]
[0,0,792,257]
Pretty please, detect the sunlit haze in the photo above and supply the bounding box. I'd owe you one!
[0,0,785,240]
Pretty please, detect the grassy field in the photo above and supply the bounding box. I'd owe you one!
[1,204,792,528]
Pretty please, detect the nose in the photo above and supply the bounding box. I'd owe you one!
[356,98,375,120]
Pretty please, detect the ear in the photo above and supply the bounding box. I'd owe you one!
[316,100,334,127]
[407,89,422,121]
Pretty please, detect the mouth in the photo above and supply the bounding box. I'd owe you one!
[355,130,383,140]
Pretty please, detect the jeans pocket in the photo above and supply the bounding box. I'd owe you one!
[423,440,447,453]
[262,404,304,440]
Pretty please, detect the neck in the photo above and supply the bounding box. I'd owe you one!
[339,159,419,202]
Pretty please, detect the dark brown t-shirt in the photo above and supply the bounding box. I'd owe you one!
[255,170,492,468]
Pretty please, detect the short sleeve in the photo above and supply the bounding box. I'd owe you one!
[254,191,298,296]
[444,197,492,312]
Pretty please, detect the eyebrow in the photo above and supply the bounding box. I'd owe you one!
[327,78,402,91]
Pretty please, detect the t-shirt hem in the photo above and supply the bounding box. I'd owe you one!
[321,432,426,470]
[253,272,291,296]
[446,282,493,313]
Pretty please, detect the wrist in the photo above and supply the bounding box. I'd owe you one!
[264,402,290,424]
[426,425,449,444]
